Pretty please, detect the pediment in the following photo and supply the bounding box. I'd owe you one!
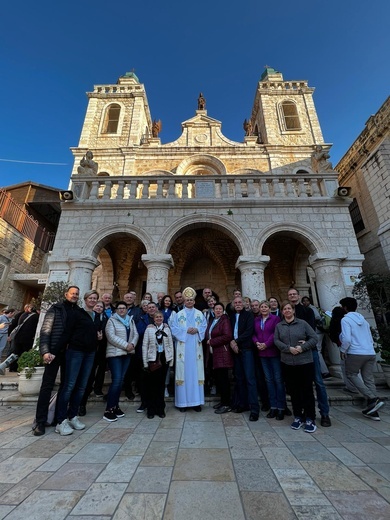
[164,110,242,148]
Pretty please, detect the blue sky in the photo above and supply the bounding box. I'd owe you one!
[1,0,389,189]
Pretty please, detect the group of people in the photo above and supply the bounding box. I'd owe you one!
[2,280,383,437]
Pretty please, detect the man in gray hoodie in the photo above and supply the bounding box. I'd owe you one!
[339,297,384,420]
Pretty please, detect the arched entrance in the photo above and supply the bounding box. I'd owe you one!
[167,226,241,304]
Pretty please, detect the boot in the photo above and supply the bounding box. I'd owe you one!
[0,354,19,376]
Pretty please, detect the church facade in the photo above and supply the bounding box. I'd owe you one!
[47,67,363,321]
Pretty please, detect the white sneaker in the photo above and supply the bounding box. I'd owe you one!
[55,419,74,436]
[69,416,86,430]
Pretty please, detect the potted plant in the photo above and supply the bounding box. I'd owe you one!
[17,343,44,396]
[353,273,390,387]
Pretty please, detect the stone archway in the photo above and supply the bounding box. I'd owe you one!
[167,226,241,304]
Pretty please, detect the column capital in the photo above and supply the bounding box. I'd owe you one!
[141,254,174,268]
[68,256,100,270]
[309,253,346,267]
[235,255,270,271]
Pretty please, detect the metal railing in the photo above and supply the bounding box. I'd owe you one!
[0,189,55,252]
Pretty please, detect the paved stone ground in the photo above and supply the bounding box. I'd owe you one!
[1,372,390,519]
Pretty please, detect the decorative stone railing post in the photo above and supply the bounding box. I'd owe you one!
[235,256,270,301]
[141,254,174,301]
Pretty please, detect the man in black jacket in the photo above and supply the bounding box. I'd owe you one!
[33,286,80,436]
[230,296,259,421]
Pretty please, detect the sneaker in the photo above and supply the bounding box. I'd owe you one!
[94,391,104,398]
[164,388,169,398]
[137,405,147,413]
[304,419,317,433]
[114,406,125,418]
[69,416,86,430]
[362,410,380,421]
[291,417,303,430]
[103,409,118,422]
[55,419,74,436]
[362,398,384,415]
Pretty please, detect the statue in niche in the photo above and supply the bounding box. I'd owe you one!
[311,145,333,173]
[152,119,162,138]
[77,150,98,176]
[243,118,253,136]
[197,93,206,110]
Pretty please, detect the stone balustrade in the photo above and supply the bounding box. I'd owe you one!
[71,174,338,202]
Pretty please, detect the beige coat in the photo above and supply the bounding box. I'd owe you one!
[142,324,174,368]
[105,314,139,358]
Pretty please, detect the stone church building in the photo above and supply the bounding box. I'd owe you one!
[48,67,363,317]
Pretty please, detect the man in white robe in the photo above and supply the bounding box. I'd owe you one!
[171,288,207,411]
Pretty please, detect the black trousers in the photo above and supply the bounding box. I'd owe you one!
[282,362,315,421]
[145,354,168,415]
[35,350,66,424]
[214,367,231,406]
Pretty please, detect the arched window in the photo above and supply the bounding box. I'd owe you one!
[280,101,301,131]
[103,104,121,133]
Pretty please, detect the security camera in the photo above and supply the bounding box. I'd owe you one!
[59,190,74,201]
[334,187,351,198]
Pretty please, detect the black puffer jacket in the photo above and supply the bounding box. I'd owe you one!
[39,300,79,356]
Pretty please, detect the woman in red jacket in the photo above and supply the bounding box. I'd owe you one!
[205,303,234,414]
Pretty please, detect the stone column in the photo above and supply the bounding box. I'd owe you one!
[68,256,100,300]
[141,254,174,301]
[235,256,270,301]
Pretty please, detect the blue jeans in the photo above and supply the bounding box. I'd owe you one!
[260,356,286,410]
[312,349,330,416]
[57,350,95,423]
[106,355,131,410]
[233,349,259,414]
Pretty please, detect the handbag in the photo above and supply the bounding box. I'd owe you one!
[148,353,162,372]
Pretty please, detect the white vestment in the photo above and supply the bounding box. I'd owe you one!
[171,307,207,408]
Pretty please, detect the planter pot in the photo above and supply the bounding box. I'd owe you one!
[381,363,390,389]
[18,366,44,396]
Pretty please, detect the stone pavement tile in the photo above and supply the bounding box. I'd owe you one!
[262,447,302,469]
[368,437,390,448]
[2,435,38,450]
[158,416,184,429]
[184,408,221,422]
[13,438,70,458]
[328,447,366,466]
[225,425,259,438]
[133,418,161,434]
[322,428,370,443]
[36,453,73,472]
[4,490,83,520]
[70,482,127,516]
[96,455,142,482]
[40,462,105,490]
[271,426,318,443]
[293,504,343,519]
[286,441,337,462]
[241,491,296,519]
[252,430,286,448]
[70,442,121,463]
[325,490,390,520]
[173,448,234,481]
[316,434,343,448]
[180,422,227,448]
[91,427,133,443]
[0,448,19,463]
[0,456,47,484]
[127,466,172,493]
[116,433,153,456]
[301,461,370,491]
[273,469,331,506]
[234,459,281,492]
[141,441,178,466]
[112,493,166,520]
[0,505,15,519]
[351,465,390,502]
[153,428,182,442]
[58,433,100,454]
[0,471,50,505]
[68,517,111,520]
[220,414,247,427]
[228,439,264,459]
[164,481,244,520]
[341,442,390,464]
[0,483,12,497]
[368,463,390,481]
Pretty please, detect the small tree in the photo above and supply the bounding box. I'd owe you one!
[353,273,390,363]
